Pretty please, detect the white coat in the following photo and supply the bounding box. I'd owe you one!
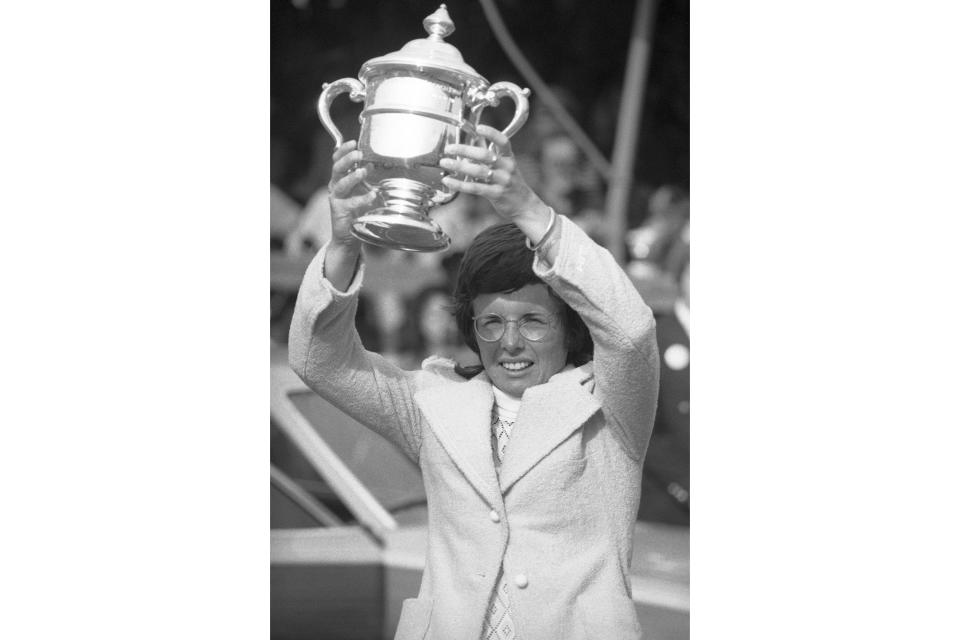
[289,216,659,639]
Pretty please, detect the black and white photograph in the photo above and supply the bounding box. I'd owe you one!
[270,1,688,638]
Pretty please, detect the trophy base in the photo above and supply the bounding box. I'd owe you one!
[350,178,452,252]
[350,211,452,253]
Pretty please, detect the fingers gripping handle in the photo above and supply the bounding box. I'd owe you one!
[318,78,366,149]
[474,82,531,140]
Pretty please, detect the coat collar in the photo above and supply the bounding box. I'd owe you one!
[415,375,500,508]
[415,364,601,505]
[498,364,600,492]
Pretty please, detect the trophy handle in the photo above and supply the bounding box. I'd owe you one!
[318,78,366,149]
[472,82,531,140]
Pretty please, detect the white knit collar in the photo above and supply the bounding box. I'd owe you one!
[491,385,521,420]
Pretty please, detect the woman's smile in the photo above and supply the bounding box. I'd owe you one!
[500,359,533,372]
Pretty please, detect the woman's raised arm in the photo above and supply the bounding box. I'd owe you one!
[323,140,377,291]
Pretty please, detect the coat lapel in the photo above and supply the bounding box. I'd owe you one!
[498,364,601,492]
[415,375,501,508]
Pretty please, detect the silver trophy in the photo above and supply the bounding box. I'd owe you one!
[318,4,530,252]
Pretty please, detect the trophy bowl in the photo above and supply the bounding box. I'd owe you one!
[318,4,530,252]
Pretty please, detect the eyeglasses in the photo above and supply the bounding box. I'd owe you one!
[472,313,559,342]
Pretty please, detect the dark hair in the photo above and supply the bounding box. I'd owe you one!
[451,223,593,378]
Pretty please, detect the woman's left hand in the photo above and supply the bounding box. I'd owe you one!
[439,125,540,221]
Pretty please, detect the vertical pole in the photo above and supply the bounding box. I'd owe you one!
[604,0,658,265]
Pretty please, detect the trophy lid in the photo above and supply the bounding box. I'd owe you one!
[360,5,486,84]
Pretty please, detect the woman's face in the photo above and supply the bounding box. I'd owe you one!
[472,284,569,398]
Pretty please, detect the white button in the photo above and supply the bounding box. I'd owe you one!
[514,573,528,588]
[489,510,501,523]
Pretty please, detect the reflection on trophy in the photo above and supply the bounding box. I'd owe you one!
[318,4,530,252]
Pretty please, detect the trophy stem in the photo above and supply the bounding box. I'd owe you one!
[378,178,435,218]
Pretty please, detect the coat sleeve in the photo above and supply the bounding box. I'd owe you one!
[533,216,660,461]
[287,243,428,464]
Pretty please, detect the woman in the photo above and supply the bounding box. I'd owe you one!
[289,125,660,640]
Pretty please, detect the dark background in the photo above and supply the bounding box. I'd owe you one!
[271,0,689,212]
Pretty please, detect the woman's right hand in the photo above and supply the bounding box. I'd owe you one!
[324,141,377,291]
[328,140,377,248]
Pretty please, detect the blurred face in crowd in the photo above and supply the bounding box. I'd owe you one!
[420,291,456,347]
[541,135,580,186]
[472,284,568,398]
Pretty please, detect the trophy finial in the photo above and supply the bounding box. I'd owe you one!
[423,4,455,40]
